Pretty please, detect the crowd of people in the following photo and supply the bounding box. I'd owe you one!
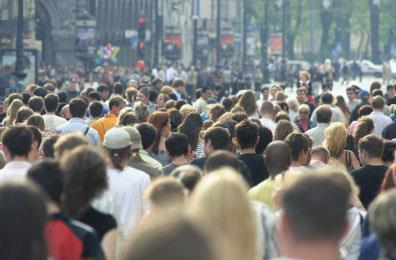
[0,65,396,260]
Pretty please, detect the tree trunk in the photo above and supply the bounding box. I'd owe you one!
[320,8,333,59]
[368,0,380,63]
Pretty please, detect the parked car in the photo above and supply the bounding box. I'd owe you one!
[358,60,383,77]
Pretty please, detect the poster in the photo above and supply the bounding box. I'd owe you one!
[76,27,97,59]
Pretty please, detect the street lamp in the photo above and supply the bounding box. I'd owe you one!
[192,0,199,67]
[242,0,248,69]
[261,0,270,83]
[275,0,286,61]
[216,0,221,68]
[15,0,26,80]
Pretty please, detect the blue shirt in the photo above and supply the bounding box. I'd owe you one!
[57,117,100,145]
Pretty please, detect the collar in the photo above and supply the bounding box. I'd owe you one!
[69,117,87,124]
[317,123,329,128]
[4,160,31,169]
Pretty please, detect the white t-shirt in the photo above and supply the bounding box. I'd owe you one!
[0,160,31,182]
[260,117,277,134]
[107,166,150,234]
[42,114,67,131]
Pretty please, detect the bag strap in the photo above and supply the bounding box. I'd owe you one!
[83,126,90,136]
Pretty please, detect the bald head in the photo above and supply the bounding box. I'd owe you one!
[265,141,291,178]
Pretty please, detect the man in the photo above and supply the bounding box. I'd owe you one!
[162,133,190,176]
[309,146,330,168]
[136,87,157,114]
[171,78,186,101]
[352,134,387,208]
[285,132,311,171]
[135,123,163,170]
[97,84,111,102]
[193,86,211,114]
[191,126,253,186]
[369,96,392,137]
[311,93,345,125]
[382,118,396,140]
[57,98,100,145]
[296,87,315,117]
[27,160,104,259]
[0,126,33,181]
[277,173,350,260]
[122,126,162,179]
[28,96,44,113]
[235,120,269,186]
[256,85,270,109]
[346,86,360,112]
[92,95,126,142]
[42,94,67,131]
[351,90,371,122]
[259,101,276,134]
[305,105,332,146]
[248,141,291,210]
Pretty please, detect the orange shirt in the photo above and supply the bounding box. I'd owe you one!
[91,113,118,141]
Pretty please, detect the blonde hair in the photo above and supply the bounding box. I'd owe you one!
[189,168,260,260]
[288,98,300,112]
[298,104,310,113]
[146,177,185,213]
[4,99,24,126]
[160,86,173,95]
[180,104,196,118]
[325,123,347,158]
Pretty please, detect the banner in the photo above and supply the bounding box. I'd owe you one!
[163,33,182,60]
[75,26,96,59]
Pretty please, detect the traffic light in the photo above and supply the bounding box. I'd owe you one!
[137,17,145,59]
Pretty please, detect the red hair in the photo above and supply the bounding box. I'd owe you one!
[381,164,396,192]
[148,111,170,153]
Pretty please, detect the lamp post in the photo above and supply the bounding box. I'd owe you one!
[153,0,160,67]
[192,0,199,67]
[15,0,25,79]
[216,0,221,68]
[242,0,248,69]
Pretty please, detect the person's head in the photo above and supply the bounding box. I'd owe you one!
[15,106,34,124]
[113,82,125,97]
[87,91,101,102]
[189,168,259,260]
[346,86,357,101]
[69,98,87,118]
[255,125,273,155]
[324,123,347,158]
[148,111,171,153]
[296,87,308,103]
[221,97,234,112]
[61,146,107,218]
[259,101,274,117]
[278,173,350,255]
[297,104,310,120]
[42,135,59,158]
[53,133,89,160]
[146,177,185,213]
[260,86,270,100]
[109,95,126,116]
[170,165,203,193]
[358,104,373,118]
[179,104,196,119]
[359,134,384,165]
[0,182,47,260]
[316,105,332,124]
[157,93,170,108]
[134,102,150,123]
[136,123,158,151]
[200,86,212,101]
[310,146,330,164]
[6,99,24,125]
[208,104,225,122]
[165,133,190,160]
[354,116,374,147]
[382,141,396,165]
[171,78,185,94]
[204,150,240,174]
[88,101,103,118]
[97,84,110,101]
[203,127,230,155]
[370,81,382,94]
[27,114,45,131]
[320,93,334,105]
[285,133,311,165]
[28,96,44,113]
[103,127,132,170]
[274,120,294,141]
[28,160,63,204]
[119,111,139,127]
[237,91,257,116]
[124,218,219,260]
[234,120,258,150]
[178,112,203,151]
[33,87,48,98]
[271,85,282,99]
[137,87,151,104]
[2,126,32,159]
[126,87,138,103]
[371,96,386,111]
[265,141,291,178]
[369,189,396,258]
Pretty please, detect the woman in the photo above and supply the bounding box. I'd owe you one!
[157,93,170,110]
[61,146,117,260]
[189,169,260,260]
[3,99,23,126]
[178,112,204,159]
[103,128,151,235]
[294,104,313,132]
[168,108,183,132]
[353,116,374,154]
[15,106,34,125]
[287,98,299,121]
[0,182,47,260]
[348,105,373,135]
[335,95,351,127]
[274,120,294,141]
[236,91,259,119]
[147,112,171,167]
[27,114,45,131]
[325,123,360,171]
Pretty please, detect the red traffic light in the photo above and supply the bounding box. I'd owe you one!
[139,42,144,49]
[138,17,145,24]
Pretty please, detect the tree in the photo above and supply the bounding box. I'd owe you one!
[368,0,380,63]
